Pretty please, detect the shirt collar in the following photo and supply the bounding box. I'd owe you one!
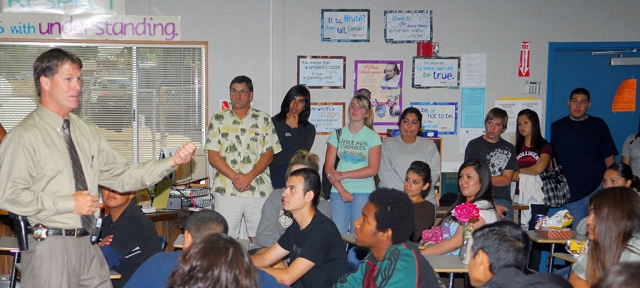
[35,104,66,130]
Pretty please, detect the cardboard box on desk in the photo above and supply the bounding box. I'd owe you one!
[536,228,573,239]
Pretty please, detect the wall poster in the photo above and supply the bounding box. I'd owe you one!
[321,9,370,42]
[384,10,432,43]
[412,57,460,88]
[309,102,345,135]
[297,56,346,89]
[410,102,458,135]
[354,60,403,125]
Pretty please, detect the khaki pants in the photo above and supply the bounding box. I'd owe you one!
[21,235,112,288]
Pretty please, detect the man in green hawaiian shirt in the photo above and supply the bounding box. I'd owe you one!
[206,75,282,241]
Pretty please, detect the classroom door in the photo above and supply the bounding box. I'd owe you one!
[546,42,640,160]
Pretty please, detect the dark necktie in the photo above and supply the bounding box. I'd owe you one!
[62,119,96,234]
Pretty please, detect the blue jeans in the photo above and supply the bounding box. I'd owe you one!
[494,197,514,222]
[331,192,369,234]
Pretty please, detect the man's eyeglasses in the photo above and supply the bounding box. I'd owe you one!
[230,89,251,96]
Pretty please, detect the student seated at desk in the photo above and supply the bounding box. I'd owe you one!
[333,188,443,287]
[421,159,498,257]
[251,168,349,287]
[568,187,640,288]
[251,150,332,255]
[98,187,162,288]
[125,210,286,288]
[468,221,571,288]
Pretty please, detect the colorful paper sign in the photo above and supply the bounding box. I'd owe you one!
[412,57,459,88]
[309,102,345,134]
[461,88,486,128]
[297,56,346,89]
[384,10,432,43]
[321,9,370,42]
[612,79,637,112]
[410,102,458,135]
[355,60,403,125]
[519,41,530,77]
[0,13,181,41]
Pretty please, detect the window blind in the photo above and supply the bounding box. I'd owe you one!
[0,41,207,163]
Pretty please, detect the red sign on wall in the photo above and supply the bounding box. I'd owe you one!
[519,41,530,77]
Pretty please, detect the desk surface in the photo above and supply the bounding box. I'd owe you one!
[0,237,122,279]
[0,237,19,252]
[513,203,530,210]
[424,255,468,273]
[527,230,587,244]
[552,252,579,263]
[174,234,184,248]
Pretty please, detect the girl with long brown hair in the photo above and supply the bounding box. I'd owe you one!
[568,187,640,288]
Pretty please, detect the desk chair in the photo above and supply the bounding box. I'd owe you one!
[158,236,167,251]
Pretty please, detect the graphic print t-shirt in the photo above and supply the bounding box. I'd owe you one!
[326,126,381,193]
[464,136,518,199]
[517,143,552,170]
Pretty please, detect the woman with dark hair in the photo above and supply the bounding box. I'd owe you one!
[269,85,315,189]
[575,162,640,235]
[568,187,640,288]
[404,161,435,243]
[379,107,441,208]
[513,109,552,182]
[421,159,498,256]
[168,233,260,288]
[511,109,552,225]
[621,119,640,176]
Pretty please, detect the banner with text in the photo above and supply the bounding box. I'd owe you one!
[384,10,432,43]
[412,57,459,88]
[297,56,346,89]
[2,0,125,15]
[410,102,458,135]
[0,13,181,41]
[321,9,369,42]
[309,102,345,135]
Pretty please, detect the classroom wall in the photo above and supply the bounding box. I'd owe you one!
[127,0,640,169]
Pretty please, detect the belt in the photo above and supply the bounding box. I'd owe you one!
[26,227,90,238]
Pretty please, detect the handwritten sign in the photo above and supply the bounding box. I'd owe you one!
[309,102,345,135]
[2,0,124,15]
[412,57,459,88]
[321,9,369,42]
[384,10,432,43]
[298,56,346,89]
[0,14,181,41]
[612,79,637,112]
[410,102,458,135]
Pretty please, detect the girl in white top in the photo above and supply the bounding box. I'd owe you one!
[421,159,498,256]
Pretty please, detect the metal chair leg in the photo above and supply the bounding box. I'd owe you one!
[10,251,19,288]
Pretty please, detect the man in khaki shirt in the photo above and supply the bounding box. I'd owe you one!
[205,76,281,240]
[0,48,196,288]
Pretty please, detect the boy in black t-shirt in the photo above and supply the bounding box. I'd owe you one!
[251,168,349,288]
